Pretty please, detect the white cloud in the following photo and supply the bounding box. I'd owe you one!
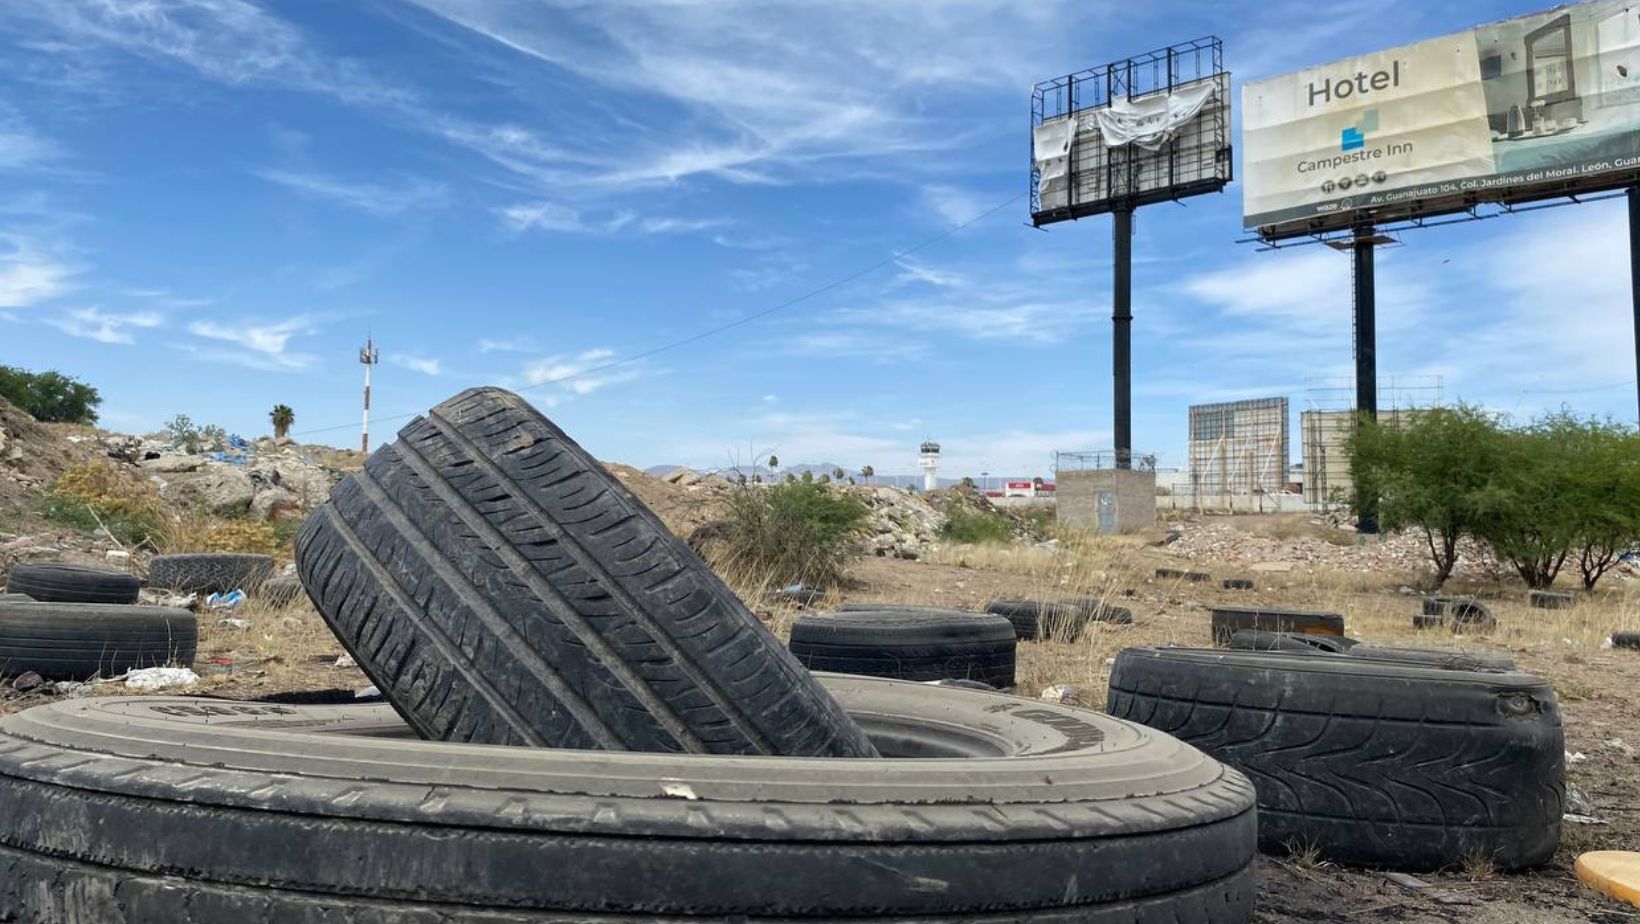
[522,348,617,386]
[186,315,318,370]
[919,184,990,227]
[47,306,161,344]
[894,257,964,288]
[497,201,585,233]
[0,233,75,308]
[478,336,535,353]
[257,168,448,215]
[0,108,60,170]
[389,353,442,376]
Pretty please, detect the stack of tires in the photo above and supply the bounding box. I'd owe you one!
[2,563,195,680]
[0,387,1259,921]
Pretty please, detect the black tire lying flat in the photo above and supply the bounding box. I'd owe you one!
[148,553,276,594]
[986,598,1133,642]
[789,609,1017,687]
[295,387,877,758]
[0,600,196,679]
[0,676,1256,922]
[1611,631,1640,650]
[1108,647,1563,871]
[1226,630,1355,654]
[4,563,138,605]
[259,574,305,608]
[1210,605,1345,645]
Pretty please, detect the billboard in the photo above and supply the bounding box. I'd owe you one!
[1244,0,1640,238]
[1032,37,1233,224]
[1186,397,1289,497]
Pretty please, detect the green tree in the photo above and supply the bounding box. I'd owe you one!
[269,404,295,440]
[832,467,845,481]
[707,479,870,588]
[860,464,875,484]
[767,454,779,472]
[1350,404,1503,588]
[0,366,101,424]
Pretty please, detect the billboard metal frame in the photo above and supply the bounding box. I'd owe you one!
[1030,37,1232,474]
[1031,36,1232,223]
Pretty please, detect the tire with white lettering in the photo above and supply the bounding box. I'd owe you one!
[295,387,877,758]
[0,600,196,680]
[1108,647,1563,871]
[0,675,1256,922]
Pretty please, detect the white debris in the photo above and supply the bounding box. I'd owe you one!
[1567,751,1588,763]
[123,667,199,691]
[659,782,699,800]
[334,653,357,668]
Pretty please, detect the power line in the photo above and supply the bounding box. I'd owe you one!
[292,192,1025,439]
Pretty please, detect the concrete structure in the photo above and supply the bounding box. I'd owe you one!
[1057,468,1156,535]
[917,441,941,492]
[1186,397,1288,509]
[1301,409,1420,511]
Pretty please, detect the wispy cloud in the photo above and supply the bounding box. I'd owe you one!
[0,233,75,308]
[477,336,535,353]
[894,257,963,288]
[0,105,61,170]
[257,168,448,215]
[496,200,727,236]
[918,184,991,227]
[516,347,645,404]
[46,306,161,344]
[389,353,442,376]
[186,314,318,370]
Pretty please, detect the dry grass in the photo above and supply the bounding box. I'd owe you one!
[153,509,289,561]
[189,593,366,698]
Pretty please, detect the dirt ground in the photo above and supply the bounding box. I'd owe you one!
[3,515,1638,921]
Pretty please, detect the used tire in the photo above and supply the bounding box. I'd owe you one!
[1611,631,1640,650]
[986,597,1134,642]
[259,574,306,609]
[1529,590,1575,610]
[1227,629,1355,654]
[4,563,138,605]
[0,600,196,679]
[790,609,1017,688]
[148,553,275,595]
[1108,647,1563,870]
[0,675,1257,922]
[1348,645,1516,671]
[1412,613,1446,630]
[295,386,877,758]
[1210,605,1345,645]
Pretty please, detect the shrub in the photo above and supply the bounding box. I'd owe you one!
[708,480,869,589]
[44,460,165,546]
[939,508,1015,544]
[0,365,100,424]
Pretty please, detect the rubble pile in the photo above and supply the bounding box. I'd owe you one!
[1162,518,1504,579]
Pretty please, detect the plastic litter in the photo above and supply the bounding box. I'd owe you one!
[1039,683,1081,705]
[216,617,251,630]
[206,589,246,610]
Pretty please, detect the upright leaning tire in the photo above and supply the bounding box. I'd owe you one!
[295,386,877,758]
[1108,647,1563,871]
[0,600,196,679]
[148,553,275,594]
[0,676,1256,922]
[4,563,138,605]
[790,608,1017,687]
[259,574,306,609]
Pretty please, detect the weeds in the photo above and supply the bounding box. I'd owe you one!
[43,460,165,547]
[703,480,869,592]
[938,508,1014,544]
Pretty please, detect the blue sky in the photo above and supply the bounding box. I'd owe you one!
[0,0,1632,479]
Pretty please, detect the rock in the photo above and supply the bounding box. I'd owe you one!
[10,671,44,693]
[335,653,357,669]
[187,464,255,515]
[105,549,130,564]
[251,485,301,522]
[100,435,145,463]
[124,667,199,691]
[140,455,204,473]
[249,458,336,509]
[1039,683,1082,705]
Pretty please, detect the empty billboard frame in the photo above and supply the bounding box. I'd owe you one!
[1031,37,1233,224]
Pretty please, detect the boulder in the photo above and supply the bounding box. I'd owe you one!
[186,465,255,515]
[140,455,203,473]
[250,458,336,509]
[251,485,302,522]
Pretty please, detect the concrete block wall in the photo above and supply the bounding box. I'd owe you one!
[1057,469,1157,534]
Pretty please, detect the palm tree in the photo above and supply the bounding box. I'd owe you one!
[860,465,875,485]
[269,404,295,440]
[832,467,845,481]
[767,454,779,473]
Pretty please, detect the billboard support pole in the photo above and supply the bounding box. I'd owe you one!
[1352,225,1378,535]
[1631,186,1640,424]
[1113,206,1133,470]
